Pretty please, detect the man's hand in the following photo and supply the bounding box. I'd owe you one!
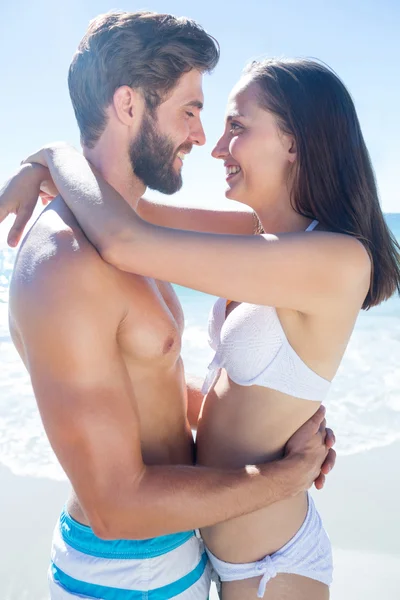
[314,426,336,490]
[284,406,336,494]
[0,163,56,246]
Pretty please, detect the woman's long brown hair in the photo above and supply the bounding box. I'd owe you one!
[245,58,400,309]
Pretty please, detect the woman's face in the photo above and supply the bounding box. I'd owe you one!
[212,77,296,210]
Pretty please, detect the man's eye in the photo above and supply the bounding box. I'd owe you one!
[186,111,195,118]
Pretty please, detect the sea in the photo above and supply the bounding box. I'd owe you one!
[0,214,399,482]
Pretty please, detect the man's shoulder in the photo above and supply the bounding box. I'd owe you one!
[14,200,105,284]
[10,199,117,316]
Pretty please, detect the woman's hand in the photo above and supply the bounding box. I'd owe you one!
[0,162,57,246]
[0,142,72,245]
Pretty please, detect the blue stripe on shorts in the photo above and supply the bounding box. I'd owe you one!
[59,508,194,559]
[51,551,209,599]
[50,509,211,598]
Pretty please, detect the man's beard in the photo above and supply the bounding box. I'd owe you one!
[129,112,189,195]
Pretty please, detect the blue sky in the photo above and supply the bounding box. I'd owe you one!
[0,0,399,243]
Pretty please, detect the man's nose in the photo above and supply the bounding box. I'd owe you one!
[189,119,206,147]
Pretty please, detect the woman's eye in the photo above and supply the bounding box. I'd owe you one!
[229,122,242,134]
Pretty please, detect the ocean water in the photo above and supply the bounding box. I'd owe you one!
[0,215,399,481]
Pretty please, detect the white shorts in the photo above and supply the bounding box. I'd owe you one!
[206,494,333,598]
[48,508,211,599]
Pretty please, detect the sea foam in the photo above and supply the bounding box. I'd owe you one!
[1,221,400,480]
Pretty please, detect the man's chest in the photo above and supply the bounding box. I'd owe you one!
[116,272,185,364]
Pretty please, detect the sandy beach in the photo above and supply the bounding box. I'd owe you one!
[0,442,399,600]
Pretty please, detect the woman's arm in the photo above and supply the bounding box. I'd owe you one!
[0,146,254,247]
[29,144,371,314]
[0,163,57,246]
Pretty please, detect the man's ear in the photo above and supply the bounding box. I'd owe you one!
[113,86,141,126]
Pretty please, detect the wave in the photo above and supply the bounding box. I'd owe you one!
[1,218,400,480]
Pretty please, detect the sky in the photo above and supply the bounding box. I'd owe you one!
[0,0,399,247]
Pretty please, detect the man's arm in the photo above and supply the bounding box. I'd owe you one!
[0,162,255,248]
[10,226,331,541]
[137,197,256,234]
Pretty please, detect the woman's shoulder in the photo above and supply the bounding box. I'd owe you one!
[312,227,371,278]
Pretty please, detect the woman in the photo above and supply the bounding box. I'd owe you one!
[2,58,400,599]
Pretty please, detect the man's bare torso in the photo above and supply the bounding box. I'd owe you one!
[8,198,194,525]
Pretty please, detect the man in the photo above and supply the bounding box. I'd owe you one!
[2,11,334,599]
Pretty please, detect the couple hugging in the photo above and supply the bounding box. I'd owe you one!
[1,9,398,600]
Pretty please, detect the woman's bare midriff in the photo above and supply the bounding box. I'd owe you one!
[196,371,321,564]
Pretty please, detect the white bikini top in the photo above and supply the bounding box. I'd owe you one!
[201,220,331,401]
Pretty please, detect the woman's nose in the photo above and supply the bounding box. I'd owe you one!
[211,134,229,160]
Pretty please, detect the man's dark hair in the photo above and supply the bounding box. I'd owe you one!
[68,11,220,148]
